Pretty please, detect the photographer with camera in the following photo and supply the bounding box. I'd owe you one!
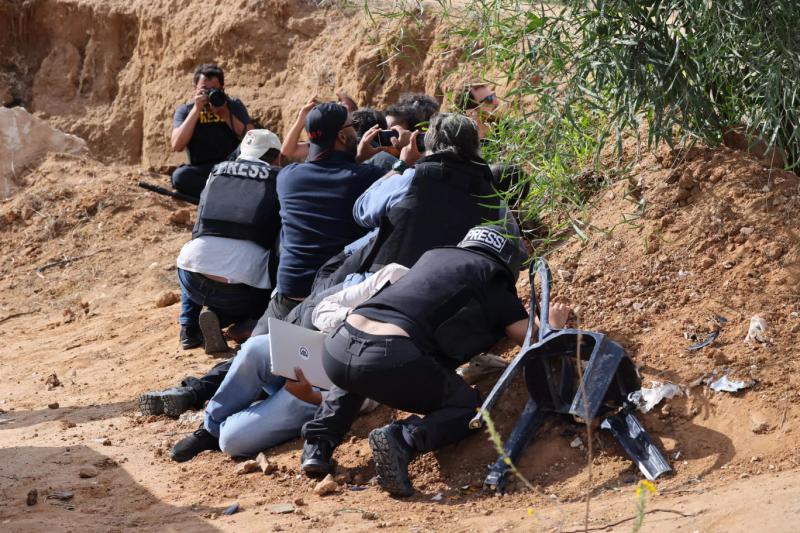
[170,64,254,200]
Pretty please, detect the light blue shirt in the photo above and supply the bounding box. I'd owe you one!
[352,168,415,229]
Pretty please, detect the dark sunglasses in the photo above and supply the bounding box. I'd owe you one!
[479,93,497,105]
[339,122,356,131]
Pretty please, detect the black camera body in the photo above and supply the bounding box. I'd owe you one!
[377,129,426,151]
[206,88,227,108]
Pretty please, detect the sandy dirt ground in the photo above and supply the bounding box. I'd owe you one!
[0,146,798,532]
[2,1,800,531]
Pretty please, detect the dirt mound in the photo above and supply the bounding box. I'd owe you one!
[0,0,462,168]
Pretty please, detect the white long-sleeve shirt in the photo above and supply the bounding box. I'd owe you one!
[311,263,409,333]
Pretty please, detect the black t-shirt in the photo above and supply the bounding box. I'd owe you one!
[354,247,527,356]
[173,98,252,166]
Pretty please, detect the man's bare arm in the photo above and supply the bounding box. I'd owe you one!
[171,105,201,152]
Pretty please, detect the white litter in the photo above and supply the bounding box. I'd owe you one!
[569,437,583,449]
[431,492,443,501]
[744,316,768,343]
[708,375,750,393]
[628,382,683,413]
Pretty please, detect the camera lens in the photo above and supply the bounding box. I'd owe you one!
[207,89,226,107]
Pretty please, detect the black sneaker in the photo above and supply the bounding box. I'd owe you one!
[300,439,335,476]
[368,424,415,497]
[180,326,203,350]
[199,310,228,354]
[137,387,196,418]
[171,427,220,462]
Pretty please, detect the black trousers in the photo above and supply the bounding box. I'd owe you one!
[171,163,216,199]
[301,323,480,453]
[182,292,301,406]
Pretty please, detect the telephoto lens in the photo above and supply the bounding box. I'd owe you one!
[207,88,226,107]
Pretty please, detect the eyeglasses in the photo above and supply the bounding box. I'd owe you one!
[339,122,355,131]
[479,93,497,105]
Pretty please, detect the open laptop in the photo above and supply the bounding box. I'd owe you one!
[268,318,333,390]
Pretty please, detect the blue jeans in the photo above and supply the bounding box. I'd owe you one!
[203,335,319,457]
[177,268,270,328]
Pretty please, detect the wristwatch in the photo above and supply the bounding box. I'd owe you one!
[391,160,408,173]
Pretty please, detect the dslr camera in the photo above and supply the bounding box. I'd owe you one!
[205,88,227,108]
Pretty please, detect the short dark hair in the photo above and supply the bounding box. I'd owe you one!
[192,64,225,86]
[384,102,415,130]
[351,107,387,137]
[455,83,487,111]
[396,93,440,127]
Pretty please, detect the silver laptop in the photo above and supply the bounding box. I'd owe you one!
[268,318,333,390]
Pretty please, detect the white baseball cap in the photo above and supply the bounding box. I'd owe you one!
[239,129,282,159]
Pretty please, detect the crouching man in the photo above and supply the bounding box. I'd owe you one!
[300,226,570,496]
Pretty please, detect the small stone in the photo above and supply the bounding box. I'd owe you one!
[353,472,370,485]
[256,452,277,474]
[749,412,770,434]
[79,466,99,478]
[45,373,61,390]
[270,503,295,514]
[674,188,691,202]
[169,209,191,225]
[236,460,260,475]
[48,402,59,409]
[700,257,715,269]
[101,438,112,446]
[293,497,305,506]
[739,226,754,235]
[272,525,284,532]
[155,291,180,308]
[362,511,378,520]
[26,489,37,506]
[313,474,338,496]
[569,437,583,448]
[659,214,675,228]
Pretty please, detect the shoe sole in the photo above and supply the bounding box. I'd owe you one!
[199,311,228,354]
[137,393,164,416]
[368,428,414,497]
[162,393,193,418]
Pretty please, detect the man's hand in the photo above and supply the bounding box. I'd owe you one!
[284,367,322,405]
[399,130,423,167]
[390,127,411,151]
[356,125,386,163]
[193,88,209,111]
[298,98,317,121]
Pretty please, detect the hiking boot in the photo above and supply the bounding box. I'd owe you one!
[300,439,335,476]
[368,424,416,497]
[171,426,220,462]
[199,310,228,354]
[137,386,196,418]
[180,325,203,350]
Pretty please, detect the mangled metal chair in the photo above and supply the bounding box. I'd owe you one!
[471,259,671,492]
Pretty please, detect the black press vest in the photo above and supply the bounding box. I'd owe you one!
[356,247,514,366]
[361,152,501,272]
[192,159,281,250]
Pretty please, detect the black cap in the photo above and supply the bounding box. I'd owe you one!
[457,225,522,281]
[305,102,348,160]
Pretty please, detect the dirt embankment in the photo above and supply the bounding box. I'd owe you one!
[0,0,462,168]
[2,1,800,532]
